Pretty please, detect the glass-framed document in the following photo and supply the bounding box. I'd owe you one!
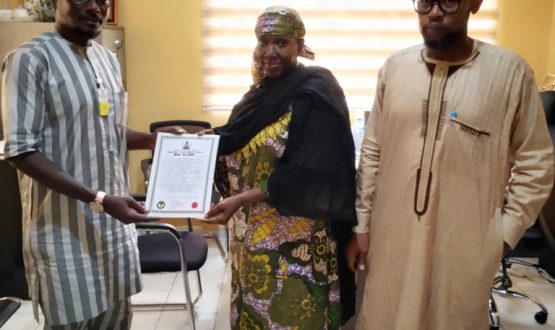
[145,133,220,218]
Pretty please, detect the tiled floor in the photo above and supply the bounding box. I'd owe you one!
[3,241,555,329]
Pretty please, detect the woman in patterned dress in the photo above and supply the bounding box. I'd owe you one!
[204,6,357,329]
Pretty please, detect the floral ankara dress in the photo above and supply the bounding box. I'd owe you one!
[223,111,342,330]
[214,64,357,329]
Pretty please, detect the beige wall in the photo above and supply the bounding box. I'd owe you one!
[119,0,229,192]
[550,3,555,74]
[497,0,555,84]
[4,0,21,9]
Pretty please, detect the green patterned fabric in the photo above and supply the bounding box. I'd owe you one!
[255,6,305,39]
[223,112,342,329]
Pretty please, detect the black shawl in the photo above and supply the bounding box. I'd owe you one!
[214,65,356,223]
[214,64,357,323]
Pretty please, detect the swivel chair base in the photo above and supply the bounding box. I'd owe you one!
[490,259,549,328]
[491,287,548,324]
[489,295,500,330]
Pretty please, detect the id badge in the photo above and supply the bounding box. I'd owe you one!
[98,89,109,116]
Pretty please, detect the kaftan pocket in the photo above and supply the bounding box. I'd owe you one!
[449,117,490,138]
[447,115,493,160]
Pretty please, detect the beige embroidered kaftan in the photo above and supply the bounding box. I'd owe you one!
[354,40,554,329]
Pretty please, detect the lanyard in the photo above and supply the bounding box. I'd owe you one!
[85,54,109,116]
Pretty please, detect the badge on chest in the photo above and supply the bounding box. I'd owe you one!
[98,88,109,117]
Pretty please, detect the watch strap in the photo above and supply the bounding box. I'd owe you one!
[94,191,106,204]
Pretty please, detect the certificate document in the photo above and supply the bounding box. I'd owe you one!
[145,133,220,218]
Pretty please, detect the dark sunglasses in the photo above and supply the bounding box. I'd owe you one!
[70,0,111,8]
[413,0,461,14]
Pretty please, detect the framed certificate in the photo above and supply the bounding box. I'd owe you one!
[145,133,220,218]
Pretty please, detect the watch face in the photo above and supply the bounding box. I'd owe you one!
[90,201,104,213]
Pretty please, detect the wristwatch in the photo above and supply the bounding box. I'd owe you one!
[89,191,106,213]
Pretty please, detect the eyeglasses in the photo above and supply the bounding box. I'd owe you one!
[413,0,461,14]
[71,0,111,8]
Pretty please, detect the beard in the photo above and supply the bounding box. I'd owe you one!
[75,26,102,41]
[79,29,100,39]
[423,28,466,50]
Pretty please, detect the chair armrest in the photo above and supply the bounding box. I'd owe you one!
[140,158,153,188]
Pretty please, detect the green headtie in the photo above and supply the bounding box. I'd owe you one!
[252,6,315,84]
[255,6,306,39]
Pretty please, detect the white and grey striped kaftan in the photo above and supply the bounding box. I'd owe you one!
[1,31,141,325]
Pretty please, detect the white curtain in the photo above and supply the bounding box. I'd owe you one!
[202,0,498,112]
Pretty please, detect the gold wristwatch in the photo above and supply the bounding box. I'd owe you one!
[89,191,106,213]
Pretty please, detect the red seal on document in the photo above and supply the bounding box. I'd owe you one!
[191,202,198,209]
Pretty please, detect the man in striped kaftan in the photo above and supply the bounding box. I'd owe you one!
[1,0,181,328]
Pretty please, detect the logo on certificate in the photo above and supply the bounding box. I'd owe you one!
[191,202,198,209]
[157,201,166,209]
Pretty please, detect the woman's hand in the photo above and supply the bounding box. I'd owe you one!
[204,195,244,225]
[203,187,266,224]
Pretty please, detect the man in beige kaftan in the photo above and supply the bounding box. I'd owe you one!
[346,0,555,329]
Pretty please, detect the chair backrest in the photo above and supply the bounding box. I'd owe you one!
[541,91,555,126]
[540,91,555,245]
[149,120,211,134]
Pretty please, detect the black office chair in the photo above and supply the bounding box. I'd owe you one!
[489,90,555,330]
[489,214,555,329]
[134,221,207,330]
[138,120,228,257]
[134,186,209,330]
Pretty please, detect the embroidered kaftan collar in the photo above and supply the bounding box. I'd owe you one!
[420,39,481,67]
